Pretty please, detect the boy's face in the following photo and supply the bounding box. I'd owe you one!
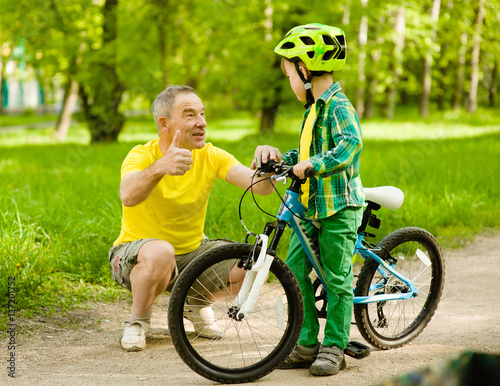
[283,60,308,102]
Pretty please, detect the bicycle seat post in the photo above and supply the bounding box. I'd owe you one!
[358,201,381,237]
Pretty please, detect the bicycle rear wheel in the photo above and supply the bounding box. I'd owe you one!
[167,243,303,384]
[354,227,445,349]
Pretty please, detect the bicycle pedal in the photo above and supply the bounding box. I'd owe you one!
[344,341,370,359]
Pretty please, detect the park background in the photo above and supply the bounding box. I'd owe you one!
[0,0,499,320]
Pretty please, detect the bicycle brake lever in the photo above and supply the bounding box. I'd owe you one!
[272,166,292,184]
[273,175,287,184]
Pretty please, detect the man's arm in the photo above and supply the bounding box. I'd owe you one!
[120,131,193,207]
[120,167,164,207]
[225,164,277,196]
[223,144,285,195]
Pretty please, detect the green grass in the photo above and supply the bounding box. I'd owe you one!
[0,111,58,127]
[1,109,499,318]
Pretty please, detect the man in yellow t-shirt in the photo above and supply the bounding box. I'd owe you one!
[109,85,275,351]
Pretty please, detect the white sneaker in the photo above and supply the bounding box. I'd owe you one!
[120,321,150,351]
[184,304,223,339]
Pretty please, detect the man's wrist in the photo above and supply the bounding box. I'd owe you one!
[148,160,167,179]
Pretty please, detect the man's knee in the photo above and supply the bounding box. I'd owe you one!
[137,240,176,274]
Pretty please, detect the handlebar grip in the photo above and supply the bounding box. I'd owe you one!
[305,168,315,178]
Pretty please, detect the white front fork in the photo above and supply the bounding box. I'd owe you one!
[233,235,274,320]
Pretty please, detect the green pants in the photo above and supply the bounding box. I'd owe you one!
[285,206,362,349]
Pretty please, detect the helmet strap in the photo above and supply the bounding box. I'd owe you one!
[294,62,315,109]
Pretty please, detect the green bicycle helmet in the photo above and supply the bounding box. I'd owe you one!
[275,24,347,108]
[274,23,347,72]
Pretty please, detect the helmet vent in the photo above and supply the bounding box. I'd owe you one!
[336,35,345,46]
[307,51,315,59]
[323,50,335,61]
[300,36,315,46]
[337,49,346,60]
[322,35,335,46]
[281,42,295,49]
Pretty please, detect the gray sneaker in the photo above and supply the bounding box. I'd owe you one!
[183,304,223,339]
[309,344,346,376]
[120,321,150,352]
[277,343,320,369]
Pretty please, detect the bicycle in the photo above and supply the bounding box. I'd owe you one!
[167,161,445,384]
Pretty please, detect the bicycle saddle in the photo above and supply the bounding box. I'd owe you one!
[364,186,404,210]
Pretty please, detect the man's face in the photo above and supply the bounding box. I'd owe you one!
[167,92,207,150]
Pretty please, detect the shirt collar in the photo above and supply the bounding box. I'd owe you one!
[316,82,342,105]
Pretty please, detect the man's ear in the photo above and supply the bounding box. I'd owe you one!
[158,116,169,133]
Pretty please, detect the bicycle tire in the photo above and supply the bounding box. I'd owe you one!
[354,227,445,349]
[167,243,303,384]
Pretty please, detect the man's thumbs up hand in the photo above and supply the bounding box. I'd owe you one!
[161,130,193,176]
[170,129,181,149]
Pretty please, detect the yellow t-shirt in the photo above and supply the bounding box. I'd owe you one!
[113,139,240,254]
[299,103,316,207]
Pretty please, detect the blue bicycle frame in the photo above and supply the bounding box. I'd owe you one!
[275,186,419,305]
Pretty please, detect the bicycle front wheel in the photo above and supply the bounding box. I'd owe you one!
[167,243,303,384]
[354,227,445,349]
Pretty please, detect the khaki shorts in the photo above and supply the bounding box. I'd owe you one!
[109,238,236,293]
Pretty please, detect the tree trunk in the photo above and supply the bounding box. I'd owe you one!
[364,49,381,119]
[259,0,280,133]
[260,105,278,133]
[489,58,498,108]
[453,33,468,110]
[81,0,125,143]
[437,43,448,110]
[419,59,432,117]
[364,14,384,119]
[53,79,78,141]
[466,0,485,113]
[158,23,168,88]
[260,56,282,133]
[342,4,350,26]
[386,7,405,120]
[154,0,169,88]
[419,0,441,117]
[355,0,369,118]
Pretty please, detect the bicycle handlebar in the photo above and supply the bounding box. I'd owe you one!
[241,158,314,234]
[255,158,315,181]
[304,167,316,178]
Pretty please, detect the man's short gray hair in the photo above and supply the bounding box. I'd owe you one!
[152,85,197,130]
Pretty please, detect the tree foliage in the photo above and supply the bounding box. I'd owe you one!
[1,0,499,140]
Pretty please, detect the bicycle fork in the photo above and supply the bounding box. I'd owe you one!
[230,234,274,321]
[230,219,288,321]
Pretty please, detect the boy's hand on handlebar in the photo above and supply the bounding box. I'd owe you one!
[251,145,283,170]
[293,161,315,179]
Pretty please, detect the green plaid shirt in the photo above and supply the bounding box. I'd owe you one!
[283,82,364,219]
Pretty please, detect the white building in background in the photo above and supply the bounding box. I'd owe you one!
[2,60,45,111]
[1,39,63,114]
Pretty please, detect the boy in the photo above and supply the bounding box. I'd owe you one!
[254,23,364,376]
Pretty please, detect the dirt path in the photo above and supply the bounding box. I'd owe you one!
[4,233,500,385]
